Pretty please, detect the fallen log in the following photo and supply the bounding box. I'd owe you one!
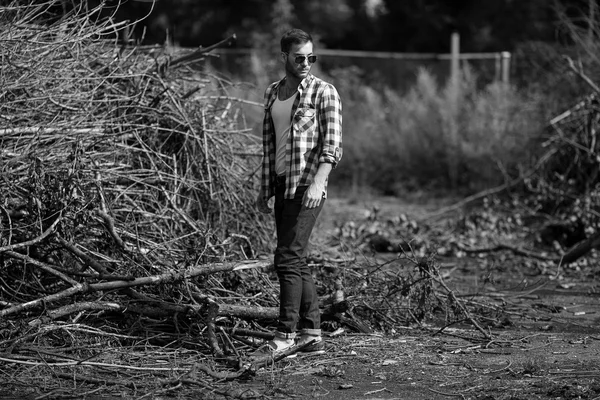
[457,242,560,261]
[561,231,600,265]
[0,259,271,318]
[46,293,369,334]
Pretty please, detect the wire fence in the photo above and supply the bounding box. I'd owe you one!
[208,46,511,92]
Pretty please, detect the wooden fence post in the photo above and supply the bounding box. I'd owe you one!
[450,32,460,85]
[501,51,511,84]
[495,52,501,81]
[448,32,460,189]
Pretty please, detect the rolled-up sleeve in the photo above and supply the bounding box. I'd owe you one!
[318,84,342,167]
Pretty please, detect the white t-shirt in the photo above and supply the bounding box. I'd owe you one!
[272,92,297,175]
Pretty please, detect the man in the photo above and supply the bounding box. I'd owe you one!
[255,28,342,356]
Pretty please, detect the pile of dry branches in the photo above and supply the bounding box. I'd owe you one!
[0,1,279,332]
[524,57,600,264]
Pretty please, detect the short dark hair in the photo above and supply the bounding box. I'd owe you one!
[280,29,313,53]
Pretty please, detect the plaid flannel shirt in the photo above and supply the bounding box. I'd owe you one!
[261,74,342,200]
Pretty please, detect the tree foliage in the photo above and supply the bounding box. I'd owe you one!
[100,0,596,52]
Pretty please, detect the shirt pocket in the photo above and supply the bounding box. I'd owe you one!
[293,107,318,152]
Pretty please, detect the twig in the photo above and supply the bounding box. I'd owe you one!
[564,56,600,94]
[47,301,123,319]
[364,388,391,396]
[98,209,127,249]
[202,109,214,199]
[428,388,466,399]
[0,205,13,246]
[0,356,190,371]
[0,214,61,253]
[421,263,492,340]
[486,360,513,374]
[56,237,110,275]
[158,34,237,73]
[0,322,143,348]
[192,95,263,108]
[3,250,79,286]
[205,300,224,358]
[248,339,318,371]
[219,326,241,358]
[223,327,275,340]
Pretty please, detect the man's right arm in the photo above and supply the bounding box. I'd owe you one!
[257,84,276,213]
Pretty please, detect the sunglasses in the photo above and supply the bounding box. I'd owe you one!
[284,53,317,64]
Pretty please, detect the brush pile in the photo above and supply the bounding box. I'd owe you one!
[525,60,600,263]
[0,1,279,331]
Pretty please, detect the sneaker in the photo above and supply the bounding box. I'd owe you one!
[249,338,294,359]
[295,335,325,353]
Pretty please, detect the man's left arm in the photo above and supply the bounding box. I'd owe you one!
[303,84,342,208]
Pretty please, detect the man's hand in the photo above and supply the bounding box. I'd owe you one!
[256,191,272,214]
[303,181,325,208]
[303,163,332,208]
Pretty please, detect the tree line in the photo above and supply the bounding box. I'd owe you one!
[88,0,596,52]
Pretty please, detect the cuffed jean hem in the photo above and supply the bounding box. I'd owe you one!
[275,331,296,340]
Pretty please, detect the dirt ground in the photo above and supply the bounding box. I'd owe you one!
[245,288,600,400]
[242,195,600,400]
[248,329,600,400]
[2,195,600,400]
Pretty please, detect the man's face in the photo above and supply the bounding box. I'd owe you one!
[282,41,314,80]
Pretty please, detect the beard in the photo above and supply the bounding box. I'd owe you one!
[285,59,310,80]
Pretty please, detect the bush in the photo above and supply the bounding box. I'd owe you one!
[327,66,545,195]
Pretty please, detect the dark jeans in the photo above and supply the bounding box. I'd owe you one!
[273,177,323,336]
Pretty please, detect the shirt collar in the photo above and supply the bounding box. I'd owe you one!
[277,74,314,92]
[299,74,314,92]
